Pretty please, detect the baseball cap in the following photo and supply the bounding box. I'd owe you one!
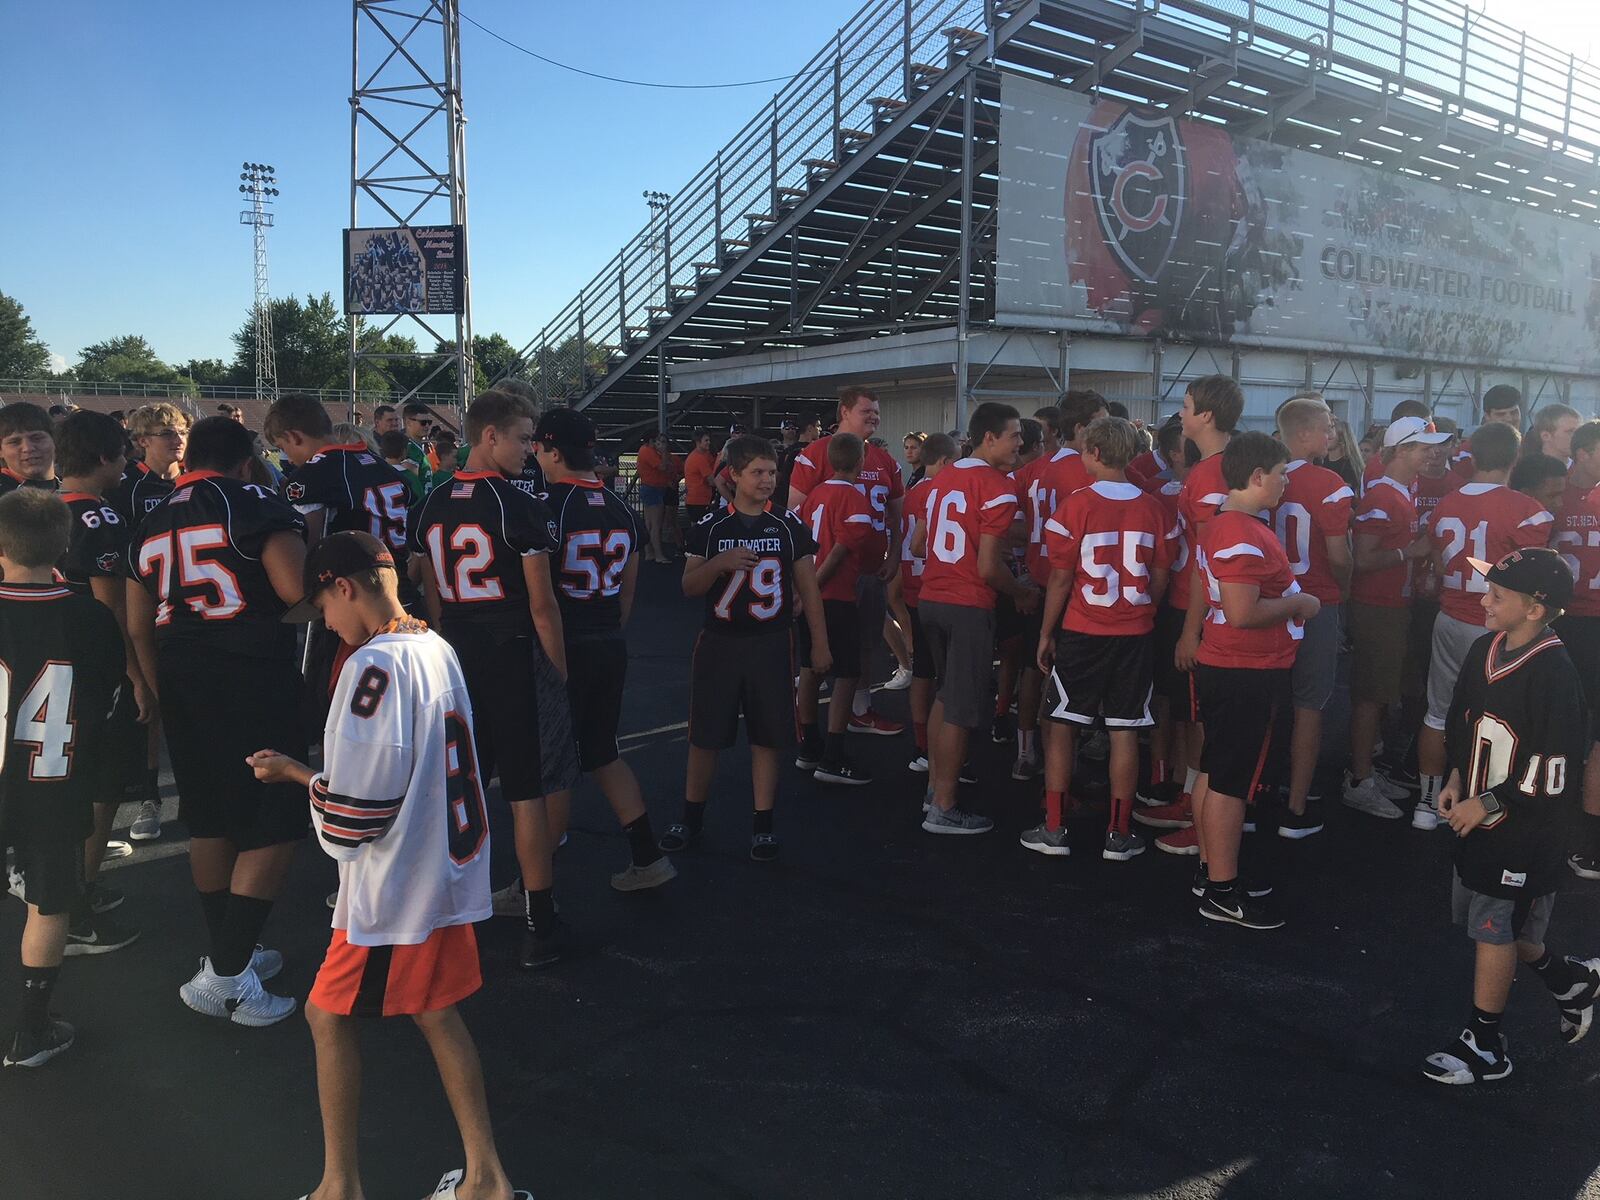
[779,418,799,431]
[728,423,747,436]
[533,408,596,458]
[1382,416,1450,449]
[283,531,397,623]
[1466,546,1574,611]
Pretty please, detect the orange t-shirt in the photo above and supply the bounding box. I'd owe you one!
[684,448,716,506]
[636,444,676,489]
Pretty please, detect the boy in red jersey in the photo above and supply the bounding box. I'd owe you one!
[913,403,1038,835]
[1450,386,1523,484]
[1029,417,1176,860]
[1268,396,1354,838]
[1557,423,1600,878]
[1141,438,1197,807]
[1193,433,1320,929]
[894,434,956,773]
[1361,400,1434,493]
[1344,416,1447,818]
[1138,376,1242,858]
[795,434,885,787]
[1415,422,1555,829]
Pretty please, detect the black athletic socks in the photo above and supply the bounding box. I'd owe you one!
[524,887,557,936]
[752,809,774,837]
[1586,812,1600,858]
[17,965,59,1035]
[1470,1006,1503,1045]
[212,894,274,977]
[682,800,707,835]
[824,729,847,766]
[197,889,229,950]
[1530,951,1578,996]
[624,814,662,867]
[800,721,821,747]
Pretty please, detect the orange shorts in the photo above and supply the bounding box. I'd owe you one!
[308,923,481,1018]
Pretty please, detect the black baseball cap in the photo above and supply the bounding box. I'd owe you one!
[1467,546,1573,611]
[283,531,397,623]
[533,408,596,457]
[779,418,799,431]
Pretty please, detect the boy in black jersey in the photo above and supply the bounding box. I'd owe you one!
[53,412,147,952]
[660,435,830,863]
[408,391,579,970]
[1424,548,1600,1084]
[111,402,189,525]
[0,489,125,1067]
[0,402,58,498]
[534,409,674,891]
[125,417,309,1027]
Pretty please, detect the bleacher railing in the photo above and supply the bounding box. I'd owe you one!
[0,378,460,409]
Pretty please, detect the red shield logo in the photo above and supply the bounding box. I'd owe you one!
[1089,111,1186,284]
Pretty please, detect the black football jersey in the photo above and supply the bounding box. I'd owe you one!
[0,582,125,842]
[59,491,130,596]
[281,443,411,555]
[685,503,817,634]
[510,457,547,499]
[109,460,175,526]
[406,470,557,637]
[1446,629,1590,899]
[125,470,306,661]
[545,477,639,638]
[0,470,58,498]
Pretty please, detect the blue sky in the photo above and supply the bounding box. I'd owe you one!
[1,0,1592,371]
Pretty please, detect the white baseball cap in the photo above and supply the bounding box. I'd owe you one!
[1382,416,1450,449]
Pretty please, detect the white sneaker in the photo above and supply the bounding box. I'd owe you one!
[908,754,929,773]
[128,799,162,841]
[249,945,284,982]
[1412,797,1440,831]
[179,958,296,1027]
[883,666,914,691]
[1342,773,1405,820]
[491,880,525,917]
[1010,751,1042,781]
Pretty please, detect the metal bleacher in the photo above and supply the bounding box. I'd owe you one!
[506,0,1600,441]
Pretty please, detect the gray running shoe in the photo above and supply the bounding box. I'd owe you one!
[1019,824,1070,856]
[1342,773,1405,820]
[921,805,993,835]
[128,799,162,841]
[1102,829,1147,861]
[610,857,678,892]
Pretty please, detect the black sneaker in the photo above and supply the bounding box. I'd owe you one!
[1377,761,1420,794]
[1243,878,1274,899]
[750,833,779,862]
[958,762,978,786]
[991,713,1016,744]
[657,823,698,853]
[3,1018,74,1068]
[1137,779,1180,807]
[1198,891,1285,930]
[83,880,124,914]
[1570,853,1600,881]
[1277,808,1324,840]
[814,762,872,786]
[1190,863,1209,898]
[520,918,571,971]
[64,911,140,956]
[794,740,824,771]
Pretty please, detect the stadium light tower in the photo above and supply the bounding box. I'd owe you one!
[239,162,280,404]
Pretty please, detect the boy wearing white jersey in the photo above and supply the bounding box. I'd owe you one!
[248,532,525,1200]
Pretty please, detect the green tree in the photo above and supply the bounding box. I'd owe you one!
[76,335,192,391]
[0,292,52,378]
[471,333,518,387]
[182,358,236,387]
[232,293,349,392]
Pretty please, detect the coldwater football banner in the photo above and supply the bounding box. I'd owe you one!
[344,225,465,316]
[996,73,1600,373]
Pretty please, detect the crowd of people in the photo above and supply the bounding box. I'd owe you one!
[4,373,1600,1193]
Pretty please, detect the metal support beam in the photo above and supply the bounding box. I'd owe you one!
[1068,24,1144,94]
[956,74,975,432]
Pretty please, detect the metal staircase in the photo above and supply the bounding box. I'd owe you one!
[506,0,1600,439]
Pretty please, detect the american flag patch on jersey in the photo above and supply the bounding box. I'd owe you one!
[586,491,606,506]
[452,481,475,499]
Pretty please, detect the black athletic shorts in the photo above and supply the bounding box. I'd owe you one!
[302,620,344,737]
[907,604,936,681]
[7,839,83,916]
[447,623,579,802]
[566,635,627,772]
[97,676,146,804]
[994,593,1024,644]
[1195,663,1292,804]
[798,598,862,679]
[1152,603,1190,714]
[1556,614,1600,739]
[1044,630,1154,728]
[159,652,308,851]
[689,626,795,751]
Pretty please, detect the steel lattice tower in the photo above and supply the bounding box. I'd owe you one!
[348,0,473,413]
[239,163,279,404]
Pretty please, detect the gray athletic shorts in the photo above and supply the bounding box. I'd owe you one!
[919,600,995,730]
[1452,874,1554,946]
[1425,611,1488,731]
[1291,602,1341,711]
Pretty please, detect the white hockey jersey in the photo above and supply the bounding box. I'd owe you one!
[310,623,492,946]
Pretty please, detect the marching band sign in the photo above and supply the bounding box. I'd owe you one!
[995,72,1600,373]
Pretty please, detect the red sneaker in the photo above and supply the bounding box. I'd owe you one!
[1132,793,1192,830]
[1156,825,1200,856]
[847,709,905,737]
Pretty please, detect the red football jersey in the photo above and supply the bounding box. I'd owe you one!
[1155,479,1188,594]
[1172,452,1229,610]
[799,479,882,603]
[788,436,903,539]
[1018,447,1092,585]
[916,458,1019,610]
[1350,476,1419,608]
[1197,508,1305,670]
[1555,479,1600,618]
[1430,482,1554,624]
[1126,448,1174,494]
[899,477,935,606]
[1410,468,1463,598]
[1268,459,1354,604]
[1044,480,1178,635]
